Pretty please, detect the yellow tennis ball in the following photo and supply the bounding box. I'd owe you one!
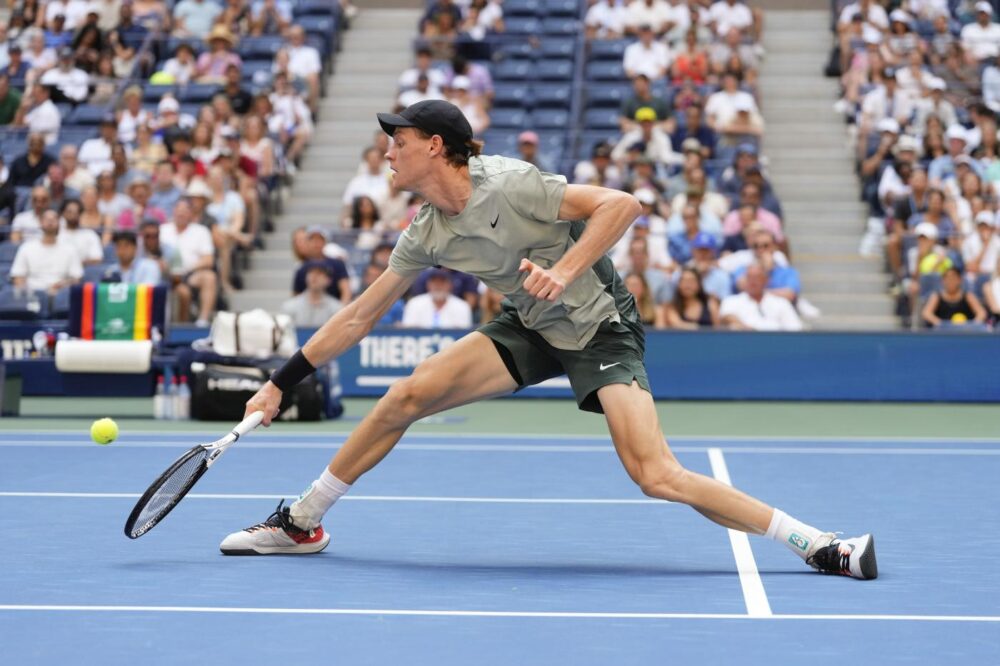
[951,312,967,323]
[91,418,118,445]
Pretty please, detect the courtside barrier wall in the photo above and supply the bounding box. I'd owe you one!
[4,326,998,402]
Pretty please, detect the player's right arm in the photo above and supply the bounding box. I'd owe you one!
[245,268,415,425]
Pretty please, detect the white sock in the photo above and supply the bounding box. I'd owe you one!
[765,509,823,560]
[289,469,351,530]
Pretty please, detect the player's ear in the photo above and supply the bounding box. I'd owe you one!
[427,134,445,158]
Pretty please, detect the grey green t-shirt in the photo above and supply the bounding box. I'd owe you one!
[389,155,623,350]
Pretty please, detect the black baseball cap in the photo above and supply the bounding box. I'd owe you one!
[377,100,474,155]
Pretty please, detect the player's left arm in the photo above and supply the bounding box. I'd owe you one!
[520,184,641,301]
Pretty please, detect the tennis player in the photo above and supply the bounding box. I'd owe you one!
[221,100,877,580]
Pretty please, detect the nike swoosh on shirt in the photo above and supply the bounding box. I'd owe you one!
[599,362,622,371]
[491,214,499,228]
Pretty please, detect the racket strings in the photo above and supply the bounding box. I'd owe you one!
[131,449,208,531]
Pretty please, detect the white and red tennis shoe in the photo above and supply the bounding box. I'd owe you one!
[219,500,330,555]
[806,533,878,580]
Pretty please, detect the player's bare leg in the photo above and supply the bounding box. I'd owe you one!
[598,381,877,579]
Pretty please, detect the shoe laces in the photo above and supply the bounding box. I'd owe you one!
[806,533,853,575]
[245,499,297,533]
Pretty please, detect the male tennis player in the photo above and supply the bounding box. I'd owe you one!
[221,100,877,580]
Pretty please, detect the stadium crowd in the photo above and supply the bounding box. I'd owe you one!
[0,0,341,326]
[284,0,811,333]
[833,0,1000,329]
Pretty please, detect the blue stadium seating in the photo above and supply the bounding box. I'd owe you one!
[585,61,625,81]
[177,83,220,103]
[542,0,579,17]
[493,59,532,81]
[530,109,570,130]
[142,84,176,103]
[575,131,620,160]
[293,0,338,18]
[241,60,274,84]
[535,59,573,80]
[489,108,528,130]
[0,286,44,321]
[504,0,541,17]
[583,108,620,130]
[540,37,575,59]
[532,83,571,108]
[586,83,631,107]
[67,105,109,126]
[82,264,108,283]
[492,83,531,108]
[588,39,629,60]
[166,37,204,57]
[238,36,285,60]
[481,131,518,155]
[541,17,578,35]
[504,17,542,35]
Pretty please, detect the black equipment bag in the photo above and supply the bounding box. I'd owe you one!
[190,362,324,421]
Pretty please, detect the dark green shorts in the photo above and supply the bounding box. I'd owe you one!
[478,308,651,414]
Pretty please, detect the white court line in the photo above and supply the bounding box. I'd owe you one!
[1,440,1000,455]
[2,431,1000,444]
[707,448,772,618]
[0,605,996,622]
[0,491,666,505]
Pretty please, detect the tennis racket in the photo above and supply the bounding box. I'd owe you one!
[124,411,265,539]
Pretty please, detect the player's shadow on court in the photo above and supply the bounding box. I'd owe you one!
[327,554,807,578]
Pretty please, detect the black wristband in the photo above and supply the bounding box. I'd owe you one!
[270,350,316,392]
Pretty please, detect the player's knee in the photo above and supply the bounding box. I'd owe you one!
[381,375,438,425]
[636,459,689,503]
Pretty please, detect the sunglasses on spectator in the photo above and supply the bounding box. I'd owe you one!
[752,243,773,250]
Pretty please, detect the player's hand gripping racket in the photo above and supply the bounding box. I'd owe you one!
[124,411,265,539]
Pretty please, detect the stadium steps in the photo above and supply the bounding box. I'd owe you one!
[229,7,421,314]
[759,9,898,331]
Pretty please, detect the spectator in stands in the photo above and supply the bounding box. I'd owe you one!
[585,0,628,40]
[43,163,79,211]
[733,229,800,302]
[78,185,112,241]
[149,159,183,214]
[574,142,622,189]
[624,0,671,36]
[137,218,172,273]
[159,42,197,86]
[623,24,671,81]
[87,53,118,104]
[445,75,489,135]
[268,71,313,169]
[894,50,934,98]
[173,0,223,39]
[240,115,274,182]
[722,188,784,245]
[58,198,102,265]
[116,86,148,144]
[13,84,60,145]
[281,260,344,327]
[624,271,665,327]
[447,55,493,102]
[0,73,21,124]
[859,71,912,142]
[687,232,732,301]
[671,28,709,85]
[962,210,1000,280]
[57,144,93,192]
[961,2,1000,64]
[619,74,670,133]
[111,1,149,49]
[95,170,132,221]
[207,165,251,290]
[110,142,142,191]
[286,25,322,113]
[292,226,351,304]
[397,73,442,108]
[109,229,162,284]
[622,155,669,198]
[672,109,717,159]
[620,235,672,304]
[250,0,293,36]
[130,123,168,174]
[221,63,252,116]
[704,71,757,130]
[10,208,82,293]
[667,203,705,265]
[195,25,241,84]
[342,146,389,210]
[9,132,54,187]
[671,166,729,218]
[118,173,167,229]
[11,186,51,243]
[460,0,504,41]
[185,178,218,230]
[922,265,988,327]
[161,198,217,326]
[343,194,382,249]
[664,266,719,329]
[930,126,979,183]
[667,187,723,239]
[402,267,473,329]
[39,46,87,103]
[913,78,958,135]
[612,107,679,166]
[515,131,552,173]
[984,55,1000,113]
[720,263,802,331]
[0,24,10,72]
[880,10,918,69]
[612,191,672,271]
[399,46,446,95]
[24,28,57,77]
[1,44,29,89]
[72,6,106,70]
[422,9,460,59]
[708,0,755,40]
[78,117,118,175]
[717,96,764,147]
[710,28,757,83]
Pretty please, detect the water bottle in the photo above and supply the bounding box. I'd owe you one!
[153,375,166,420]
[167,376,178,420]
[174,376,191,421]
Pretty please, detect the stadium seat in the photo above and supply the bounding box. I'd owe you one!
[541,17,578,35]
[179,103,203,118]
[540,37,575,59]
[542,0,579,17]
[68,105,110,126]
[177,83,220,103]
[237,36,285,60]
[0,286,44,321]
[575,131,620,160]
[166,37,204,57]
[481,130,519,155]
[142,83,176,103]
[536,132,565,153]
[583,108,620,130]
[588,39,629,60]
[293,0,338,18]
[489,108,528,130]
[102,244,116,263]
[586,83,631,107]
[493,59,532,81]
[503,0,541,17]
[585,61,625,81]
[49,286,72,317]
[241,60,274,85]
[504,17,542,34]
[532,83,571,108]
[0,241,18,265]
[492,83,531,108]
[530,109,570,130]
[535,59,573,80]
[82,264,110,283]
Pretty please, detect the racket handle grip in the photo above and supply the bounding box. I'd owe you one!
[234,411,265,438]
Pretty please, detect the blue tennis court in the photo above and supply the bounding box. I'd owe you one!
[1,427,998,664]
